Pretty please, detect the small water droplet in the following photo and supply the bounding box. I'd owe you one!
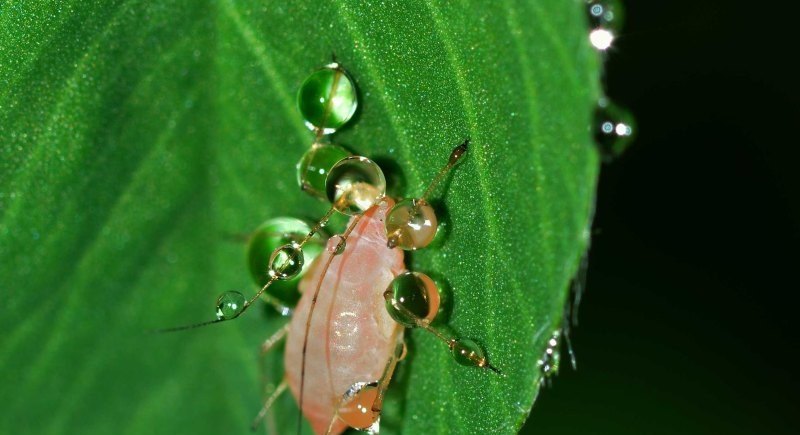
[327,234,347,255]
[537,330,562,383]
[216,291,246,320]
[593,98,636,161]
[449,338,487,368]
[268,243,304,280]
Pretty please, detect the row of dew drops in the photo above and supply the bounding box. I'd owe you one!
[537,0,636,385]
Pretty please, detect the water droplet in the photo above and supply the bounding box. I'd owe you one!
[296,143,351,198]
[325,156,386,215]
[593,98,635,161]
[327,234,346,255]
[537,330,562,381]
[268,243,304,280]
[384,271,440,327]
[216,291,246,320]
[338,382,381,430]
[449,338,487,368]
[247,217,323,305]
[385,198,438,250]
[297,63,358,134]
[586,0,624,31]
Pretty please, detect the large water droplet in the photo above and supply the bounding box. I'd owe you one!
[338,382,381,431]
[384,271,440,327]
[325,156,386,215]
[385,198,438,250]
[296,143,351,198]
[297,63,358,134]
[247,217,323,306]
[593,98,635,161]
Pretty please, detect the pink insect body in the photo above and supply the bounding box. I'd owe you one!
[284,198,405,434]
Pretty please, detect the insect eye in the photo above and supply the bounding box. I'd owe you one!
[325,156,387,215]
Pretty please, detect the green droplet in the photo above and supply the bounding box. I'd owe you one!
[216,291,246,320]
[297,64,358,134]
[247,218,323,306]
[296,144,351,198]
[269,244,304,280]
[449,338,487,367]
[384,271,439,327]
[594,98,635,161]
[325,156,386,215]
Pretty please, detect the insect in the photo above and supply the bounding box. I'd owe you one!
[161,62,500,434]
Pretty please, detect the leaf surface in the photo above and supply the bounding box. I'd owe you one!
[0,1,599,434]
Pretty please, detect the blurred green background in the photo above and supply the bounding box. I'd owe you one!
[524,1,799,433]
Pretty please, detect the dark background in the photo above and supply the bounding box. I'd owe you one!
[523,1,799,433]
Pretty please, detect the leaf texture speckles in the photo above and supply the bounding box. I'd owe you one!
[0,1,600,434]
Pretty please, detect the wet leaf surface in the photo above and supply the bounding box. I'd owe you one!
[0,1,599,434]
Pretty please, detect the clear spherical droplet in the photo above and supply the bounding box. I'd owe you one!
[384,271,440,327]
[593,98,635,161]
[449,338,487,368]
[385,198,438,250]
[297,64,358,134]
[586,0,624,31]
[296,144,352,198]
[247,218,323,305]
[216,291,246,320]
[326,234,347,255]
[268,244,304,280]
[338,382,380,430]
[325,156,386,215]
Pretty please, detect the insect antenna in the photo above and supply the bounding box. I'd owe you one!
[420,138,470,202]
[297,212,364,434]
[386,139,470,250]
[152,206,340,334]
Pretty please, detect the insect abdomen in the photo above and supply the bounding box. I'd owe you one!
[284,199,405,434]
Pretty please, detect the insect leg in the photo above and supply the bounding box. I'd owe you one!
[250,379,288,431]
[323,327,405,435]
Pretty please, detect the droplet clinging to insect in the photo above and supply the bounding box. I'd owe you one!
[449,338,488,368]
[325,156,386,215]
[215,291,246,320]
[296,143,352,198]
[384,271,440,327]
[326,234,347,255]
[297,63,358,134]
[268,243,304,280]
[385,198,438,250]
[593,98,635,161]
[337,382,381,430]
[247,217,323,305]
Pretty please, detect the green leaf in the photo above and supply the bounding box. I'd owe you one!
[0,1,600,434]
